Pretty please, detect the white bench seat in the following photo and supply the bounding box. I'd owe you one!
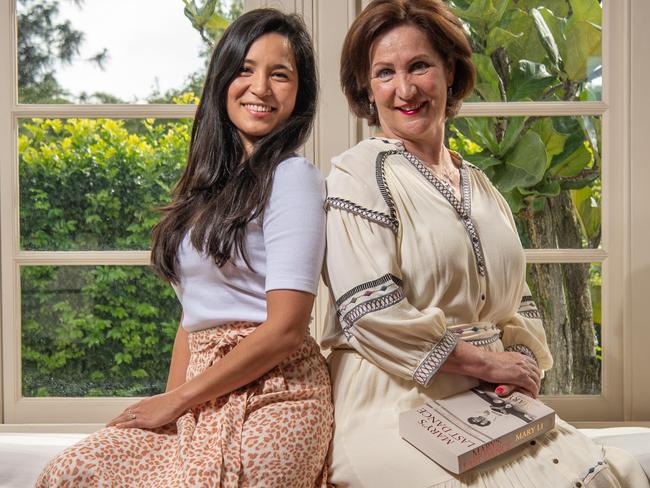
[1,429,649,487]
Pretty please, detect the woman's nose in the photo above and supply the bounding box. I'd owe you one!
[395,72,416,99]
[250,73,271,97]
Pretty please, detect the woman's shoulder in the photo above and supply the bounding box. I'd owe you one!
[273,155,324,189]
[325,138,401,229]
[330,138,401,176]
[327,138,403,192]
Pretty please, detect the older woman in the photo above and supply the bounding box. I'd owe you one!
[321,1,650,487]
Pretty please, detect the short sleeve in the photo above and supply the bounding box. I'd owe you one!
[263,157,326,295]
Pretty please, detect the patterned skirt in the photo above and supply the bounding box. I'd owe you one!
[36,322,334,487]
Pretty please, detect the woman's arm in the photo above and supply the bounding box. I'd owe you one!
[439,340,542,398]
[173,289,312,407]
[108,289,313,429]
[165,317,190,392]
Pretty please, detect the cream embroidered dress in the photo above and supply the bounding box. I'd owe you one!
[321,138,649,488]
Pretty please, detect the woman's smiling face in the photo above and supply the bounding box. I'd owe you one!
[226,32,298,154]
[368,23,452,144]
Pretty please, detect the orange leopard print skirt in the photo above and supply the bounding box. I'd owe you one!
[36,322,334,487]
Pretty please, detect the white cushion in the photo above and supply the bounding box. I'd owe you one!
[0,429,649,487]
[581,427,650,479]
[0,433,87,487]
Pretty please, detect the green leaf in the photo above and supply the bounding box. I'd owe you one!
[497,116,526,156]
[563,19,601,81]
[519,179,561,197]
[521,0,569,18]
[502,9,548,64]
[549,142,591,177]
[569,0,602,26]
[500,188,525,214]
[532,118,568,167]
[197,0,218,20]
[486,27,523,56]
[572,185,601,242]
[531,8,561,69]
[462,118,500,155]
[472,53,501,102]
[205,13,230,33]
[494,131,547,191]
[579,116,599,157]
[464,152,502,171]
[507,60,556,101]
[450,0,491,29]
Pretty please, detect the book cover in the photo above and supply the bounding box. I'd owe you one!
[399,387,556,474]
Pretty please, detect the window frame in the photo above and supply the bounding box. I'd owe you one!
[2,0,649,428]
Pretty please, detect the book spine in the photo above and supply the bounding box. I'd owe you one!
[459,413,555,473]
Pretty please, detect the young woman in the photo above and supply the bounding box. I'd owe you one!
[37,9,332,487]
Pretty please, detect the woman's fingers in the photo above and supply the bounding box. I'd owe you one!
[106,405,139,427]
[495,384,516,396]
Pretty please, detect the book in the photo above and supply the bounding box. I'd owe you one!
[399,387,555,474]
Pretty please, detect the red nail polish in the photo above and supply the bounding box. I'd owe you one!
[495,386,505,394]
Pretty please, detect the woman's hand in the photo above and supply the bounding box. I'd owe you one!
[441,341,542,397]
[481,350,541,398]
[494,383,538,399]
[106,391,187,430]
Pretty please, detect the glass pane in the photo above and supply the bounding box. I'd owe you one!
[17,0,243,103]
[19,118,191,251]
[448,116,601,249]
[526,262,602,396]
[448,0,602,102]
[21,265,180,397]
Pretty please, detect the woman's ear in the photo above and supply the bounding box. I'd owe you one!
[446,59,455,90]
[367,90,375,103]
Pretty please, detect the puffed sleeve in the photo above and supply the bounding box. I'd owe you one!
[324,203,459,388]
[498,284,553,371]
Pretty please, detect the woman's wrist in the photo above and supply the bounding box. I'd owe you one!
[440,340,489,378]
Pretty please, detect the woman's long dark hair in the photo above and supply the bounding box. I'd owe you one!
[151,9,318,283]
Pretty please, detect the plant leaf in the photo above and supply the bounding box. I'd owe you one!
[507,60,556,101]
[531,8,561,69]
[494,131,547,191]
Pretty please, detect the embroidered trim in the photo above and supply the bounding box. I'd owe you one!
[412,330,459,387]
[340,288,405,339]
[326,197,399,234]
[521,295,534,303]
[336,273,402,308]
[375,150,402,232]
[519,309,541,319]
[466,334,500,346]
[505,344,538,365]
[580,453,607,484]
[401,151,487,277]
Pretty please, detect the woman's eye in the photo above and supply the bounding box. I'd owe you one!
[411,62,430,73]
[272,72,289,80]
[376,68,394,80]
[239,66,253,75]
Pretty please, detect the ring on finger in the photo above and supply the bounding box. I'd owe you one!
[126,409,136,420]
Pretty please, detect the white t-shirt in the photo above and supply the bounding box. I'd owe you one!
[172,156,326,332]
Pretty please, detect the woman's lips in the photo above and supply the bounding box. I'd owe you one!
[396,102,425,116]
[243,103,275,117]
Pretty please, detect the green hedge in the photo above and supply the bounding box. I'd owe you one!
[20,101,194,396]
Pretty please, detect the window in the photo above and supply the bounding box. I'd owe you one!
[1,0,243,424]
[2,0,649,428]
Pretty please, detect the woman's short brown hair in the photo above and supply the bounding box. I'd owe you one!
[341,0,475,125]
